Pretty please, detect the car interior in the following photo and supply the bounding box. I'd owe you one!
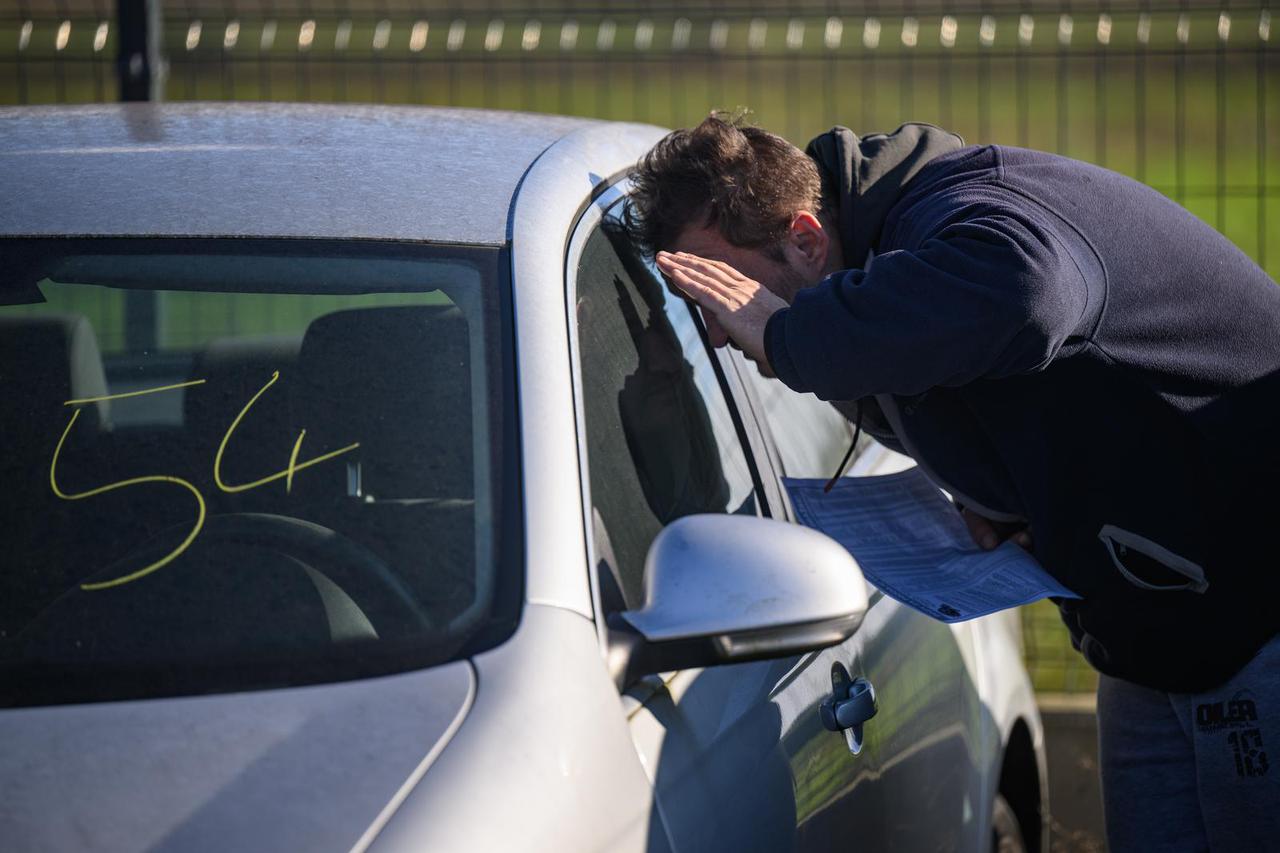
[1,297,485,674]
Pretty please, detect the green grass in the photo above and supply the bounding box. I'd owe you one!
[1021,599,1099,694]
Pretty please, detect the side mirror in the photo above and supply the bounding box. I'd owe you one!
[608,514,869,687]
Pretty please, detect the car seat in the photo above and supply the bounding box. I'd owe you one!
[0,314,113,636]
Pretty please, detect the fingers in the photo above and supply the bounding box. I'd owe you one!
[656,253,738,301]
[653,250,783,368]
[960,507,1035,552]
[960,507,1000,551]
[660,264,726,315]
[663,251,748,283]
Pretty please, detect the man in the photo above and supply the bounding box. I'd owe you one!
[628,113,1280,851]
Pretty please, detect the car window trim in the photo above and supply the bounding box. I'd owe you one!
[562,189,773,653]
[716,348,795,522]
[0,237,525,707]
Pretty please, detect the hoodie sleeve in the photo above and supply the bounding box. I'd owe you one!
[765,209,1089,401]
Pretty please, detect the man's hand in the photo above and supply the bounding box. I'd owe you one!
[960,507,1033,551]
[655,251,787,369]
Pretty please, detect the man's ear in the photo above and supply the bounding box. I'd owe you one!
[785,212,830,277]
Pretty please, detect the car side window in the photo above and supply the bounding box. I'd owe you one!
[574,208,760,612]
[737,364,860,480]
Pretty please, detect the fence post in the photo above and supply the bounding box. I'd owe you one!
[117,0,165,352]
[117,0,165,102]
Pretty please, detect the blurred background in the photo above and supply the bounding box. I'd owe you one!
[4,3,1273,845]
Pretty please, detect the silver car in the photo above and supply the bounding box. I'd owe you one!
[0,104,1048,853]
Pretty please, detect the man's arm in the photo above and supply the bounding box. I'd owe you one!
[660,210,1090,401]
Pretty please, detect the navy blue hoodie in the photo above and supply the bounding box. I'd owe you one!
[766,132,1280,692]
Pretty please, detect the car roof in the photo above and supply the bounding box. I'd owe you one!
[0,103,610,246]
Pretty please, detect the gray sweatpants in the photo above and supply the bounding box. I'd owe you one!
[1098,634,1280,852]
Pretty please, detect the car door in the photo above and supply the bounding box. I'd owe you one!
[730,356,989,852]
[567,188,987,852]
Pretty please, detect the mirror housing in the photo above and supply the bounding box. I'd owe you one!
[608,514,869,687]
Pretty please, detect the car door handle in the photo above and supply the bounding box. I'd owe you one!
[819,676,878,732]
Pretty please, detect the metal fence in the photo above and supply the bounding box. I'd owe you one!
[4,1,1276,278]
[2,0,1276,691]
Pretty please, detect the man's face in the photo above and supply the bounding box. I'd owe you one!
[667,224,817,377]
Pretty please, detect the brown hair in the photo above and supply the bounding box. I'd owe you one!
[624,112,823,259]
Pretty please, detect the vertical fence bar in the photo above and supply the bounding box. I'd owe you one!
[219,7,235,100]
[598,16,614,118]
[863,8,879,132]
[746,16,763,118]
[940,5,955,131]
[978,13,992,141]
[1136,4,1149,182]
[901,6,917,119]
[15,2,30,105]
[783,3,800,136]
[117,0,162,102]
[115,0,161,348]
[557,17,573,115]
[1056,5,1072,155]
[1175,3,1189,204]
[517,16,529,111]
[1017,7,1031,147]
[53,0,68,102]
[1096,8,1110,166]
[296,3,312,101]
[91,0,107,101]
[1215,7,1229,232]
[447,14,462,107]
[414,17,431,105]
[823,9,838,129]
[181,2,197,99]
[257,6,274,100]
[1258,9,1270,271]
[374,9,392,103]
[635,13,652,123]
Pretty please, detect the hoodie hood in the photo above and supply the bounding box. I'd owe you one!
[804,123,964,268]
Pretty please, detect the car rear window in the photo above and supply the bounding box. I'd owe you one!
[0,239,519,706]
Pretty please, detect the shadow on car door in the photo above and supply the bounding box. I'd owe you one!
[628,591,989,853]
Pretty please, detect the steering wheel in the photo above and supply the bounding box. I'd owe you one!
[72,512,433,638]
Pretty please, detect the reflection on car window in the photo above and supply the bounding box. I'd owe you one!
[737,365,862,480]
[0,243,514,705]
[575,209,759,611]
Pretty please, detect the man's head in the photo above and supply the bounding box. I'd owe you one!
[626,113,844,311]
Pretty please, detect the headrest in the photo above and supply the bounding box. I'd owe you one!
[184,334,302,424]
[293,305,473,500]
[0,314,111,450]
[183,333,301,462]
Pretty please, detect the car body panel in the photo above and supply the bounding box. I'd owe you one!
[365,604,664,853]
[0,103,594,244]
[506,118,665,619]
[0,662,474,853]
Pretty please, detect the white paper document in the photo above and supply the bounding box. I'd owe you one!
[784,468,1079,623]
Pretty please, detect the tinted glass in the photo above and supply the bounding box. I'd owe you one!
[0,240,516,705]
[574,210,759,610]
[737,365,860,479]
